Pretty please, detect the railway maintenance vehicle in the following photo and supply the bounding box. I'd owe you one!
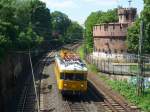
[54,50,88,94]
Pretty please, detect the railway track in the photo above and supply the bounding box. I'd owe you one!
[45,48,140,112]
[62,80,140,112]
[16,52,52,112]
[15,43,83,112]
[16,76,36,112]
[62,84,108,112]
[16,43,140,112]
[88,82,127,112]
[88,73,140,112]
[63,96,90,112]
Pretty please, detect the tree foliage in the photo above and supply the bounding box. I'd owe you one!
[127,0,150,53]
[65,22,83,43]
[51,11,83,44]
[31,0,52,40]
[0,0,83,60]
[0,0,48,54]
[84,9,118,52]
[126,20,140,53]
[51,11,71,36]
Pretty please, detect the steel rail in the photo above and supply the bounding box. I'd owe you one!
[21,86,28,112]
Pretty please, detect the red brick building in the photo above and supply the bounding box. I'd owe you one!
[93,8,137,54]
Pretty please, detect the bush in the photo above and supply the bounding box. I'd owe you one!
[102,77,150,112]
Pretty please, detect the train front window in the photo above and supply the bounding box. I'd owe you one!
[60,73,86,81]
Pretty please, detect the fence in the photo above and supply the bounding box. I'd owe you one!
[86,54,150,77]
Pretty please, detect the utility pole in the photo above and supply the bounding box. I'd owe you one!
[128,0,132,8]
[137,20,144,96]
[29,49,40,112]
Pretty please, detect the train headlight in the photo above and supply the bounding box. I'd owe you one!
[81,84,84,87]
[64,83,67,86]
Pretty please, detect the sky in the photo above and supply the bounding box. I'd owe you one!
[40,0,144,25]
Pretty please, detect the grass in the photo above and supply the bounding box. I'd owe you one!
[76,45,85,60]
[130,65,138,73]
[77,45,98,74]
[86,63,99,74]
[100,74,150,112]
[130,64,150,73]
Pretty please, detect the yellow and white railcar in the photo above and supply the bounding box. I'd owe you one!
[54,50,88,94]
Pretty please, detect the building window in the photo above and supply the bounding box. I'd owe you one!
[126,14,129,20]
[113,24,115,30]
[100,26,101,30]
[120,24,122,30]
[114,49,117,53]
[104,25,108,31]
[111,32,114,36]
[105,42,108,45]
[121,49,123,53]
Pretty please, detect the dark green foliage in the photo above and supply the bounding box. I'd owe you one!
[51,11,71,36]
[84,9,118,52]
[127,20,140,53]
[31,0,52,40]
[65,22,83,43]
[0,0,83,61]
[16,24,43,49]
[0,0,51,60]
[127,0,150,53]
[51,11,83,44]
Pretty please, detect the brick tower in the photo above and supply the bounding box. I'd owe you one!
[118,8,137,24]
[93,6,137,57]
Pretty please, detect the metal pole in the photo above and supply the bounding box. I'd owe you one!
[29,49,40,112]
[137,20,144,96]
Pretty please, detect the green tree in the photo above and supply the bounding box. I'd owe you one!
[126,20,140,53]
[65,22,83,43]
[85,9,118,52]
[14,0,31,31]
[51,11,71,36]
[31,0,52,40]
[127,0,150,53]
[142,0,150,53]
[0,0,51,60]
[17,23,43,49]
[0,0,83,61]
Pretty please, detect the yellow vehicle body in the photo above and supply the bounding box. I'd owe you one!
[54,50,88,94]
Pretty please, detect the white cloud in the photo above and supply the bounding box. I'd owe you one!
[40,0,77,9]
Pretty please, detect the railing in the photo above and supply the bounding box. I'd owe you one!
[86,54,150,77]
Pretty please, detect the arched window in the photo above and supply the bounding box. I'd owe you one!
[114,49,117,53]
[121,49,123,53]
